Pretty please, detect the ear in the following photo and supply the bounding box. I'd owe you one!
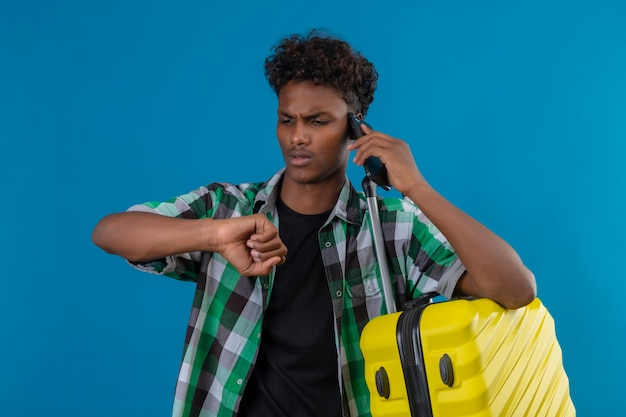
[346,112,360,140]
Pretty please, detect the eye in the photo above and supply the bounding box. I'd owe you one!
[311,119,330,126]
[279,118,293,125]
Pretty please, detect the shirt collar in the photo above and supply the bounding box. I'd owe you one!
[253,168,364,226]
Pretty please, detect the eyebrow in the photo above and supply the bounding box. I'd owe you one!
[278,110,333,119]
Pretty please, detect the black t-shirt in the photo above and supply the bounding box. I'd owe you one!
[237,198,341,417]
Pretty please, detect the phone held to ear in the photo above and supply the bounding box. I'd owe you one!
[348,113,392,191]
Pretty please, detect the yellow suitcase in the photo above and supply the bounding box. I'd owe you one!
[359,172,574,417]
[360,296,575,416]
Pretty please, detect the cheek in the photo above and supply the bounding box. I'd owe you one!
[276,127,289,150]
[327,138,350,163]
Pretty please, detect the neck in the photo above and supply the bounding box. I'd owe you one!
[279,177,344,215]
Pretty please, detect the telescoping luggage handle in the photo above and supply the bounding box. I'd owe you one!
[363,176,406,314]
[363,176,441,314]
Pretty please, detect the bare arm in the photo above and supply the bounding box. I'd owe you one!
[93,211,213,261]
[348,125,536,309]
[92,211,287,276]
[402,183,536,309]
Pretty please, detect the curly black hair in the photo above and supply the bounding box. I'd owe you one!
[264,29,378,116]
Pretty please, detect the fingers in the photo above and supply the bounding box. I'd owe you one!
[242,244,286,276]
[249,214,280,243]
[347,129,395,166]
[240,255,286,277]
[246,214,288,264]
[246,237,287,264]
[217,214,288,277]
[346,127,426,195]
[360,122,374,135]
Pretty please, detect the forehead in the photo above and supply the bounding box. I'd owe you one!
[277,81,348,115]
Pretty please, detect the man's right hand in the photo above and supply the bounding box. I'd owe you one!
[214,214,287,276]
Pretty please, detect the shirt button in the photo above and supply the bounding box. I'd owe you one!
[325,242,332,248]
[262,283,269,290]
[237,378,243,385]
[336,290,342,297]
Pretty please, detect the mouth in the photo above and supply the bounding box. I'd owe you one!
[287,150,313,167]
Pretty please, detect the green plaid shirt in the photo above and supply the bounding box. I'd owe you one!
[128,169,465,417]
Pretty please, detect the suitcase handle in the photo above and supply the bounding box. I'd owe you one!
[363,176,398,314]
[403,291,440,310]
[364,177,415,312]
[364,177,456,313]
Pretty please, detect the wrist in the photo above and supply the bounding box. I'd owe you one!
[402,179,434,203]
[199,218,220,252]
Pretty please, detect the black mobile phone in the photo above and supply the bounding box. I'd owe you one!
[347,113,391,190]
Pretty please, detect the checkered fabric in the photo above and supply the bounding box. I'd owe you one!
[128,169,465,417]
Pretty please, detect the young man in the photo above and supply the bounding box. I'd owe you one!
[92,30,536,417]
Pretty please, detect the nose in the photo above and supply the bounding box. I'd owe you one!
[290,120,310,146]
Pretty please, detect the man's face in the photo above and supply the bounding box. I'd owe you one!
[276,81,351,187]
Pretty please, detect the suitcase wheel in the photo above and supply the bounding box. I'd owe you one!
[375,367,391,399]
[439,354,454,387]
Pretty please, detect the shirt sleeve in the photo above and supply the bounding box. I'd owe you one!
[402,202,467,300]
[434,256,465,299]
[124,186,216,281]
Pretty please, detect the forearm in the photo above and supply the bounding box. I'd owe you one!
[406,183,536,308]
[92,211,217,262]
[346,125,536,307]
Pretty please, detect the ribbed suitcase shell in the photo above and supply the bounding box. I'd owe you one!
[360,297,575,417]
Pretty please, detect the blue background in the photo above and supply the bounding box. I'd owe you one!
[2,1,624,415]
